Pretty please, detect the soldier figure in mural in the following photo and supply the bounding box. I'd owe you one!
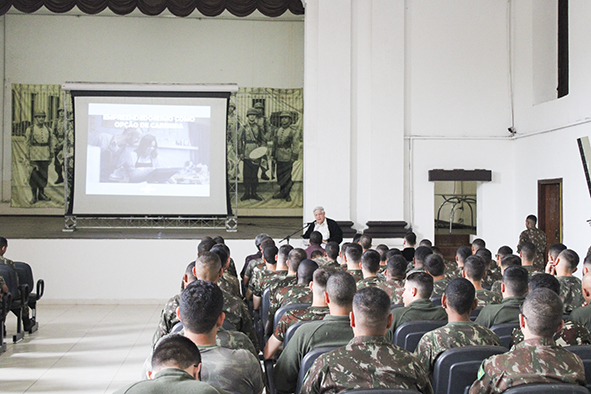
[273,111,298,202]
[25,111,55,204]
[238,108,265,201]
[253,102,273,181]
[52,108,66,184]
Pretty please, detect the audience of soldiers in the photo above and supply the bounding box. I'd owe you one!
[111,216,591,394]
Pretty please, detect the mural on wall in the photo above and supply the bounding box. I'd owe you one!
[10,84,303,217]
[11,84,72,208]
[229,88,303,217]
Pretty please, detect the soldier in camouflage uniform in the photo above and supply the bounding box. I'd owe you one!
[476,266,528,328]
[320,241,343,270]
[474,248,501,289]
[381,255,407,305]
[267,249,308,328]
[243,237,275,288]
[194,252,259,351]
[424,254,449,299]
[463,255,502,306]
[178,280,263,394]
[517,214,548,272]
[388,272,447,337]
[210,243,241,297]
[407,246,432,275]
[415,278,501,375]
[278,259,318,307]
[356,250,387,291]
[469,288,586,394]
[343,243,364,283]
[274,271,357,394]
[250,246,287,311]
[301,287,433,394]
[551,249,585,313]
[263,267,334,360]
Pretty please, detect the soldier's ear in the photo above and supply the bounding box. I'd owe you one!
[309,281,314,291]
[349,311,356,329]
[441,294,448,308]
[519,313,526,330]
[192,363,202,381]
[386,313,393,329]
[147,370,155,380]
[556,319,565,334]
[462,270,467,278]
[471,298,478,312]
[501,283,506,293]
[324,291,330,305]
[176,307,182,322]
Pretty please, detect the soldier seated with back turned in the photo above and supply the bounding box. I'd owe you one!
[424,254,449,299]
[463,255,501,306]
[273,271,357,394]
[548,248,585,314]
[475,266,528,328]
[407,246,433,274]
[511,273,591,347]
[301,287,433,394]
[356,250,386,290]
[116,334,228,394]
[415,278,501,376]
[470,288,586,394]
[343,243,364,282]
[388,272,447,336]
[490,254,522,295]
[382,254,407,305]
[571,273,591,332]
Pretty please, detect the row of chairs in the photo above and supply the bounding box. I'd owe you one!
[0,261,44,353]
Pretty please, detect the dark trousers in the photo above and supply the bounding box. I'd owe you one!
[276,161,293,196]
[29,161,50,189]
[243,159,259,195]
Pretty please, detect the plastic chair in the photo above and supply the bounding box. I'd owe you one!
[14,262,43,334]
[261,288,271,329]
[273,303,311,331]
[502,383,589,394]
[393,320,447,352]
[0,264,27,343]
[432,345,508,394]
[567,345,591,391]
[284,320,308,347]
[490,322,520,349]
[341,389,422,394]
[470,306,483,321]
[431,297,442,306]
[295,346,339,394]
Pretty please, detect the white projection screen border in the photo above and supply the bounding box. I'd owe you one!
[63,83,237,217]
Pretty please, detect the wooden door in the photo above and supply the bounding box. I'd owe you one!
[538,179,562,245]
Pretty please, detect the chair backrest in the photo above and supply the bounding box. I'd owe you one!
[0,264,19,298]
[171,321,183,334]
[391,304,405,310]
[502,383,589,394]
[261,288,271,328]
[393,320,447,352]
[490,322,520,349]
[432,345,508,394]
[341,389,422,394]
[566,345,591,390]
[431,297,442,306]
[295,346,339,394]
[274,303,311,330]
[13,262,34,290]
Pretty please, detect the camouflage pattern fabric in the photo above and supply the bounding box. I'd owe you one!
[570,303,591,333]
[0,274,5,289]
[407,267,426,275]
[490,280,502,296]
[469,337,586,394]
[301,335,433,394]
[475,296,525,328]
[431,279,450,299]
[558,276,585,314]
[511,320,591,348]
[414,321,501,375]
[273,305,329,342]
[312,256,329,266]
[475,289,502,307]
[227,258,238,278]
[274,315,354,394]
[356,276,384,290]
[482,269,502,290]
[152,293,181,347]
[171,327,257,358]
[219,273,241,298]
[198,344,264,394]
[249,269,285,297]
[280,283,312,307]
[268,275,298,323]
[382,279,405,305]
[0,256,15,269]
[243,257,264,285]
[345,269,363,283]
[388,299,447,336]
[221,289,259,351]
[518,227,548,271]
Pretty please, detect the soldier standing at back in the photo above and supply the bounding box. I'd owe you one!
[25,111,55,204]
[518,214,548,272]
[253,102,272,181]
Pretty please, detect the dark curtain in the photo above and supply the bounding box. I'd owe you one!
[0,0,304,16]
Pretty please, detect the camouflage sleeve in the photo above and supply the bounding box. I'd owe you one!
[151,298,180,347]
[227,258,238,278]
[414,332,437,376]
[517,230,528,249]
[0,274,5,288]
[299,353,328,394]
[469,360,495,394]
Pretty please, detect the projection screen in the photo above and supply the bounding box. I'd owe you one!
[64,84,235,216]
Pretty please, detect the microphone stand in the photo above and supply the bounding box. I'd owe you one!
[281,223,310,245]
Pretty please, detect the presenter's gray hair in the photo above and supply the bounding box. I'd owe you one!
[313,206,325,213]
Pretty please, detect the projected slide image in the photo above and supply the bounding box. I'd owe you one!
[86,103,211,197]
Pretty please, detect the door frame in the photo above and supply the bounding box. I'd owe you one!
[537,178,563,243]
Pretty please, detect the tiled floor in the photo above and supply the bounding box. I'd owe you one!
[0,304,162,394]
